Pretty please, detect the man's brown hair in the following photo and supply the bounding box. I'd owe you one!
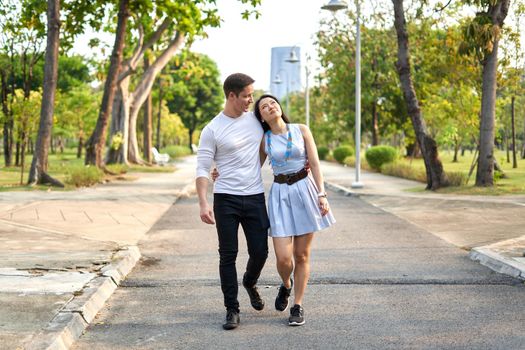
[223,73,255,98]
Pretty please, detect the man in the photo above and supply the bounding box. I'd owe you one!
[196,73,269,330]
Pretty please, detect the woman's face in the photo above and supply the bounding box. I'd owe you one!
[258,97,282,123]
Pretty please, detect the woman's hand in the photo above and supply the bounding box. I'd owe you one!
[318,196,330,216]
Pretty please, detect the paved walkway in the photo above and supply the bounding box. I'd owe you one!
[0,156,523,349]
[322,161,525,279]
[0,157,195,350]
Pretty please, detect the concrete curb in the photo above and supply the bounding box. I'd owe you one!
[469,248,525,280]
[324,181,359,197]
[26,246,142,350]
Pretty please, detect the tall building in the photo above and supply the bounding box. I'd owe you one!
[270,46,302,101]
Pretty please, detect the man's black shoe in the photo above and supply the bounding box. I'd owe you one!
[288,304,305,326]
[242,277,265,311]
[222,309,240,330]
[275,279,293,311]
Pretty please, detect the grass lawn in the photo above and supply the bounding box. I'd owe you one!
[398,149,525,195]
[0,149,176,191]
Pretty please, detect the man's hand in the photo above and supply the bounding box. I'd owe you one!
[211,167,219,182]
[200,201,215,225]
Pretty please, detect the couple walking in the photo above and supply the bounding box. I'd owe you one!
[195,73,335,330]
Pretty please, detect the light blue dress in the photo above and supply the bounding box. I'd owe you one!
[265,124,336,237]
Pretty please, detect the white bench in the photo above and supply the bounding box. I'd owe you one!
[151,147,170,165]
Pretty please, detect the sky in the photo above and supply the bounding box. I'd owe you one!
[72,0,339,90]
[72,1,524,90]
[191,0,336,91]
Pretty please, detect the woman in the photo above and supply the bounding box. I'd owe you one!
[254,94,335,326]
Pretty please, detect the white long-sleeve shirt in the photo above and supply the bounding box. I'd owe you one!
[196,111,264,195]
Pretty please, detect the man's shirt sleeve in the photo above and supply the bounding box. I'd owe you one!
[196,126,215,179]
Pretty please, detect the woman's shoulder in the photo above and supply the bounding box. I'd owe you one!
[292,123,310,134]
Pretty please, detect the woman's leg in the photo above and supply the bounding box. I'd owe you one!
[272,237,294,288]
[292,233,314,306]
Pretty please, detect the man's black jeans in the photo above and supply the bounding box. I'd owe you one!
[213,193,269,312]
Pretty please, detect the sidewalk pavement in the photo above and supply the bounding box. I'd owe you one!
[321,161,525,281]
[0,157,196,350]
[1,157,523,350]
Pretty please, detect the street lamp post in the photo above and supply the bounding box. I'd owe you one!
[272,69,290,116]
[322,0,363,188]
[287,48,311,129]
[305,64,310,129]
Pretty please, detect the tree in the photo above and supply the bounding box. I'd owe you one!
[316,8,404,149]
[459,0,510,186]
[27,0,62,186]
[84,0,130,168]
[167,52,223,152]
[0,0,46,166]
[11,88,40,181]
[54,86,100,158]
[392,0,447,190]
[105,0,261,165]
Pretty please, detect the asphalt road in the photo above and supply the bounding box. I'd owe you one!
[72,191,525,350]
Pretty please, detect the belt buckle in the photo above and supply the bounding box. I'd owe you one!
[286,176,294,185]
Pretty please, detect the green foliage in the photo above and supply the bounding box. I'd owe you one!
[166,51,223,145]
[163,145,192,158]
[111,132,124,151]
[65,165,104,187]
[317,146,330,160]
[365,145,398,170]
[10,89,41,140]
[54,85,100,143]
[106,163,129,175]
[445,171,467,186]
[380,161,427,183]
[333,146,354,164]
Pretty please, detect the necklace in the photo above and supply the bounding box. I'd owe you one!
[266,124,292,167]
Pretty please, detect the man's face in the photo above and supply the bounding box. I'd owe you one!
[230,84,254,114]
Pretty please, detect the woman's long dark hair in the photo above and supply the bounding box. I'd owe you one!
[254,94,291,132]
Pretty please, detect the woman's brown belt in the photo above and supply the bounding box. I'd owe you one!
[273,168,308,185]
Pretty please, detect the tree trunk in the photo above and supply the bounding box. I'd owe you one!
[522,106,525,159]
[19,132,26,184]
[1,69,13,167]
[504,129,510,163]
[156,78,163,150]
[85,0,130,168]
[475,0,509,186]
[188,129,194,153]
[106,84,129,164]
[392,0,447,190]
[511,96,517,168]
[143,55,152,163]
[27,0,63,187]
[126,32,185,164]
[453,136,459,162]
[15,140,20,166]
[77,134,83,158]
[372,100,379,146]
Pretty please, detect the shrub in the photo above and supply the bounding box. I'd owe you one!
[445,171,466,187]
[333,146,354,164]
[317,146,329,160]
[343,156,355,167]
[365,145,398,170]
[343,155,372,170]
[65,165,104,187]
[106,163,128,175]
[163,145,192,158]
[380,161,427,183]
